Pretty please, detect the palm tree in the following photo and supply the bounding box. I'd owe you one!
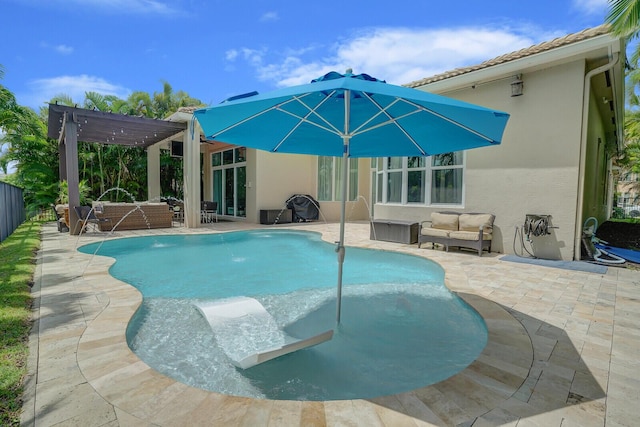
[7,80,203,209]
[606,0,640,37]
[605,1,640,214]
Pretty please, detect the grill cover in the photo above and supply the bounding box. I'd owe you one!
[286,195,319,222]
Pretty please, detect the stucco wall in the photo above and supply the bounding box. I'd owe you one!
[246,152,373,224]
[375,60,587,260]
[250,150,316,222]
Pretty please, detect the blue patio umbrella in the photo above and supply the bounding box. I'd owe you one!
[194,70,510,324]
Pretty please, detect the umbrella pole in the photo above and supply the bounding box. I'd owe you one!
[336,150,349,324]
[336,146,348,325]
[336,89,351,325]
[336,86,350,325]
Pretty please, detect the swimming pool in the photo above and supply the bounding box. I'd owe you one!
[80,230,487,401]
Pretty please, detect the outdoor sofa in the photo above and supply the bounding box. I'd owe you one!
[92,202,173,231]
[418,211,495,256]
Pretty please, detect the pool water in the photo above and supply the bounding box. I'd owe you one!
[80,230,487,401]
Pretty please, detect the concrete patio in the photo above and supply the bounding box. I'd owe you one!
[21,221,639,426]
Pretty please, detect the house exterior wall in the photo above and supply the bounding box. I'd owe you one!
[249,153,372,223]
[375,60,587,260]
[249,150,316,223]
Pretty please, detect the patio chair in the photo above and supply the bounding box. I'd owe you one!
[72,205,112,234]
[171,201,184,224]
[201,201,218,223]
[51,204,69,232]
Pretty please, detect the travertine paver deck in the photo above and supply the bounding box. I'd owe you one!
[21,221,640,426]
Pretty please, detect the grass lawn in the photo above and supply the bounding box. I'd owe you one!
[0,221,41,426]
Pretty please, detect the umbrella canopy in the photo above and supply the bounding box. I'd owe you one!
[195,71,509,158]
[194,70,510,324]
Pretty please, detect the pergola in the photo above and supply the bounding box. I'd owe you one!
[47,104,190,234]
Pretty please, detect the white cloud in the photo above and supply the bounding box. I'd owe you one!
[572,0,608,16]
[231,26,544,88]
[31,0,180,15]
[54,44,74,55]
[225,49,239,61]
[24,75,129,109]
[40,42,74,55]
[260,11,279,22]
[225,47,267,66]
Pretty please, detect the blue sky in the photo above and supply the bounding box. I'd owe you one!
[0,0,614,111]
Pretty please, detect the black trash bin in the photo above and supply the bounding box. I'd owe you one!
[286,195,319,222]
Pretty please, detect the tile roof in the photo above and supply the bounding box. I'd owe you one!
[405,25,612,88]
[177,106,200,113]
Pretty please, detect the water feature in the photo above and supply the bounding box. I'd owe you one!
[79,230,488,401]
[348,194,376,240]
[76,187,164,274]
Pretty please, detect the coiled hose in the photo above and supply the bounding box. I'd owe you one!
[513,215,550,258]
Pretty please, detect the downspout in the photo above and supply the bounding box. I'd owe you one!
[573,51,619,260]
[606,160,617,220]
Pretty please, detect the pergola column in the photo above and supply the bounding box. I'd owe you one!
[64,113,81,235]
[183,120,201,228]
[147,143,161,201]
[202,148,212,201]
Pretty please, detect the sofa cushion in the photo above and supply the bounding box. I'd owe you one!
[449,230,493,241]
[421,227,451,238]
[430,212,459,231]
[55,204,67,215]
[458,213,494,233]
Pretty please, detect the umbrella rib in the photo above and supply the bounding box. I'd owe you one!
[351,95,497,153]
[350,96,401,135]
[272,93,343,151]
[290,92,343,134]
[206,93,319,139]
[401,98,497,143]
[354,94,427,155]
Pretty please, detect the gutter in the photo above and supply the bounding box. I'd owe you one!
[573,50,620,260]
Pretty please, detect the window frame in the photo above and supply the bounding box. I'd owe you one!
[374,152,465,206]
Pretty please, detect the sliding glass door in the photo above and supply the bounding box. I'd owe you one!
[212,148,246,218]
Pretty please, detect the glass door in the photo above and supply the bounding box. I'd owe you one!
[212,148,247,218]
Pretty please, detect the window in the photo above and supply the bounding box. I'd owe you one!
[431,152,464,204]
[375,152,464,205]
[317,156,358,201]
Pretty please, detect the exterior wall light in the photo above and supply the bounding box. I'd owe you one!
[511,74,524,97]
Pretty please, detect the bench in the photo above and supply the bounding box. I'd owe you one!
[370,219,419,244]
[418,212,495,256]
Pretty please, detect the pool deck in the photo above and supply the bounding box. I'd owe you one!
[22,221,640,426]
